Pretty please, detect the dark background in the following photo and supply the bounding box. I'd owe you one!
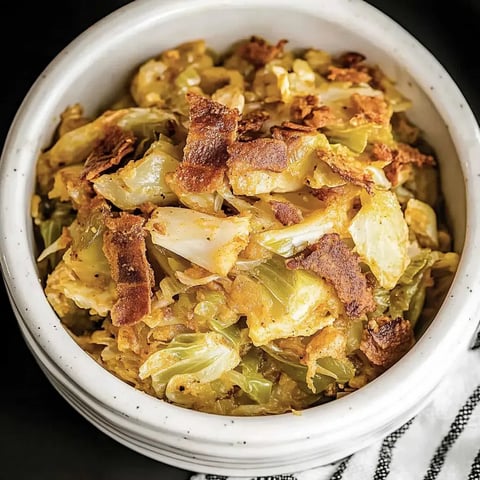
[1,1,479,479]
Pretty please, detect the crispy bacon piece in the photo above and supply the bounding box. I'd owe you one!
[173,92,239,192]
[269,200,303,226]
[279,121,317,133]
[227,137,288,173]
[290,95,334,129]
[237,36,288,67]
[82,125,135,181]
[173,163,225,193]
[310,184,349,203]
[238,110,270,140]
[309,186,336,203]
[349,93,390,126]
[327,66,371,84]
[370,142,394,163]
[394,143,436,167]
[286,233,376,317]
[291,95,322,120]
[336,51,367,68]
[103,213,154,327]
[183,93,239,169]
[384,142,435,185]
[304,106,335,129]
[360,316,414,368]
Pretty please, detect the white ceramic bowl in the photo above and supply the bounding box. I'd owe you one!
[2,0,480,476]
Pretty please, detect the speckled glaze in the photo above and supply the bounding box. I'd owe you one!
[1,0,480,476]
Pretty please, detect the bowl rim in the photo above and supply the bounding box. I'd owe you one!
[1,0,480,463]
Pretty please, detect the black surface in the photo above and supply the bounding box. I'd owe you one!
[1,1,479,479]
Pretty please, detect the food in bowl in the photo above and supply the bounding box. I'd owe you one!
[32,36,459,416]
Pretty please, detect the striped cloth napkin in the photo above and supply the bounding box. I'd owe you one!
[191,334,480,480]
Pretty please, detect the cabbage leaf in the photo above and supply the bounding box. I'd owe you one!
[349,189,409,289]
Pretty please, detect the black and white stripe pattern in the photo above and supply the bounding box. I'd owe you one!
[373,418,414,480]
[329,456,352,480]
[423,384,480,480]
[468,448,480,480]
[191,349,480,480]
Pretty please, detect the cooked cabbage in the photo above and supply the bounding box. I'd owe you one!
[349,189,410,289]
[93,138,180,210]
[33,36,459,417]
[145,206,251,276]
[139,332,240,396]
[229,257,342,345]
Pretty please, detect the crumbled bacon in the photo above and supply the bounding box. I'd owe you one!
[310,185,348,203]
[286,233,376,317]
[174,163,225,193]
[227,137,288,173]
[336,51,367,68]
[370,143,394,163]
[279,121,317,133]
[394,143,436,167]
[82,125,135,181]
[360,316,414,368]
[349,93,390,126]
[238,110,270,141]
[291,95,321,121]
[103,213,154,327]
[327,66,371,84]
[304,106,335,129]
[172,92,239,192]
[384,142,435,185]
[290,95,334,129]
[383,163,407,187]
[237,36,288,67]
[269,200,303,226]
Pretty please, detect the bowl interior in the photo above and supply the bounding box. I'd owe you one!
[0,0,476,471]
